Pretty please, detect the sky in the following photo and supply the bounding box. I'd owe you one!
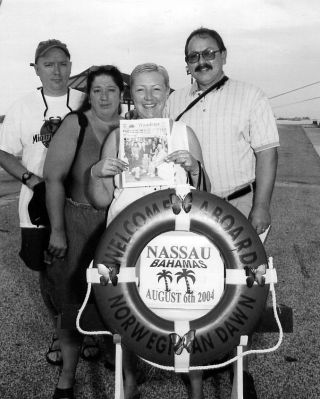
[0,0,320,118]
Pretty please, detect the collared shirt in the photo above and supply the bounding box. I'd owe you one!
[165,78,279,198]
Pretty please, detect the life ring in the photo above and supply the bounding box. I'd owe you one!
[92,187,270,368]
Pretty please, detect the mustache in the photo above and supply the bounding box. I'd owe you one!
[195,63,212,72]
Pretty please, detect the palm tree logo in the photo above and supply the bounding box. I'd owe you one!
[175,269,196,294]
[157,270,173,292]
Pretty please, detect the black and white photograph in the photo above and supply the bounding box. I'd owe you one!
[0,1,320,399]
[119,119,174,187]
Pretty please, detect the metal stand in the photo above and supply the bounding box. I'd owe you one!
[113,333,248,399]
[230,335,248,399]
[114,334,124,399]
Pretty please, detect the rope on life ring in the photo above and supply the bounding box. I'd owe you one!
[91,186,275,371]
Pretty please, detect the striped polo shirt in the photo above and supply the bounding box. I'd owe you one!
[165,78,279,198]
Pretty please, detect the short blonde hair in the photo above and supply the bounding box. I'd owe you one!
[130,63,170,89]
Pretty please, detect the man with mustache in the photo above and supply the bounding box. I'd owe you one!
[166,27,279,399]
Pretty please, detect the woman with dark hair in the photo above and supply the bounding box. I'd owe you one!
[43,65,124,399]
[88,63,210,399]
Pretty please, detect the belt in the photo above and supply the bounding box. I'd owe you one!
[225,181,256,201]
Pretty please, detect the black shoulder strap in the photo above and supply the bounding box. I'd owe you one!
[75,111,88,156]
[187,161,207,191]
[39,87,73,118]
[175,76,229,121]
[65,112,88,185]
[65,111,88,158]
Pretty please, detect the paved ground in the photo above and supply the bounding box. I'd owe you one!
[305,128,320,157]
[0,124,320,399]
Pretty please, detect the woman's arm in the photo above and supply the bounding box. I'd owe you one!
[43,114,80,258]
[165,126,211,192]
[87,129,128,209]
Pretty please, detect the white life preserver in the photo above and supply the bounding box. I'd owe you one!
[92,188,270,369]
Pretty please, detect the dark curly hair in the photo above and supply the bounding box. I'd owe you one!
[78,65,124,113]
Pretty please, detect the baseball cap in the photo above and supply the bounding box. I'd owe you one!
[31,39,70,65]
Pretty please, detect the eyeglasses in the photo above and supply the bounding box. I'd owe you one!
[185,48,221,64]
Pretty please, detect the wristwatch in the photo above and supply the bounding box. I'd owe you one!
[21,171,34,185]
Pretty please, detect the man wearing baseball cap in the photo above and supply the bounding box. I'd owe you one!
[32,39,71,65]
[0,39,87,368]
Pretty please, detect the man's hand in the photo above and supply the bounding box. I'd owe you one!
[251,147,277,235]
[26,174,42,190]
[248,204,270,235]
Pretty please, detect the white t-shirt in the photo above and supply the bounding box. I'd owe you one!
[0,88,85,227]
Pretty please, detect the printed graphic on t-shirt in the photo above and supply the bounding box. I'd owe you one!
[32,117,62,147]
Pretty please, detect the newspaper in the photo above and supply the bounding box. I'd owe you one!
[119,118,174,187]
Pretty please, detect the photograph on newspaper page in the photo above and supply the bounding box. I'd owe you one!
[119,118,174,187]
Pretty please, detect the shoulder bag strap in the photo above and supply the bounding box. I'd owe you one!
[188,161,207,191]
[74,111,88,158]
[175,76,229,121]
[64,112,88,187]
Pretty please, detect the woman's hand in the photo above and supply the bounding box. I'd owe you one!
[48,229,68,259]
[165,150,199,174]
[91,157,128,178]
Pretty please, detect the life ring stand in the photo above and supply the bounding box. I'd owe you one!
[92,187,269,369]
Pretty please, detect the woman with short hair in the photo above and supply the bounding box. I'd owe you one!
[88,63,210,399]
